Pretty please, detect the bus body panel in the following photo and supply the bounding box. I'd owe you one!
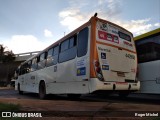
[96,44,137,82]
[138,61,160,94]
[135,28,160,94]
[89,78,140,92]
[95,20,137,83]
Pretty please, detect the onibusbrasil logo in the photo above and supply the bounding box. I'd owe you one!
[1,112,42,118]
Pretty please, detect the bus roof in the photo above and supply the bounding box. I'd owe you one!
[134,28,160,41]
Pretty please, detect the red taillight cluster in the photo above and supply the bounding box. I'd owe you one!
[96,67,101,73]
[95,61,100,73]
[94,60,104,81]
[95,61,100,67]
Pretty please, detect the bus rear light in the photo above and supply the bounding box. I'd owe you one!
[96,67,101,73]
[95,61,100,67]
[94,60,104,81]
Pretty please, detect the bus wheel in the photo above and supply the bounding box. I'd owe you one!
[18,84,23,95]
[39,81,46,99]
[67,94,81,100]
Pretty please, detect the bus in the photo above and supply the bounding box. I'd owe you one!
[134,28,160,94]
[15,15,140,99]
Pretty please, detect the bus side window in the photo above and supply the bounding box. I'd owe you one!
[136,34,160,63]
[16,68,20,76]
[46,48,53,67]
[26,61,32,73]
[69,36,77,48]
[77,27,89,57]
[59,36,77,63]
[53,45,59,65]
[31,58,38,71]
[46,45,59,67]
[20,64,27,75]
[60,39,69,52]
[24,63,29,74]
[37,52,46,69]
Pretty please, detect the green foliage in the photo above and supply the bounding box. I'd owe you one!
[0,103,20,111]
[0,45,15,63]
[0,103,28,120]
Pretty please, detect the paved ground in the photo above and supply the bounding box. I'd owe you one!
[0,87,160,120]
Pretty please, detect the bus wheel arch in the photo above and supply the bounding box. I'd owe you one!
[18,83,23,95]
[39,80,47,99]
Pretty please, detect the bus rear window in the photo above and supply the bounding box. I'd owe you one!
[118,31,131,42]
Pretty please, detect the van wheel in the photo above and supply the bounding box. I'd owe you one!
[18,84,23,95]
[67,94,81,100]
[39,81,47,99]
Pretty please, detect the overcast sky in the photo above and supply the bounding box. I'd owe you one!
[0,0,160,54]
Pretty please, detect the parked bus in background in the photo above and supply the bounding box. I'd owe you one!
[134,28,160,94]
[15,14,140,99]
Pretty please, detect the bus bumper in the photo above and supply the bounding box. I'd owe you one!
[89,78,140,92]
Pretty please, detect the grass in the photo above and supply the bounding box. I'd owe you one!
[0,102,20,111]
[0,102,28,120]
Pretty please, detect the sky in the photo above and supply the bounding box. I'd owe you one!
[0,0,159,54]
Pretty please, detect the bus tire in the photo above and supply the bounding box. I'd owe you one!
[18,83,23,95]
[39,81,47,99]
[67,94,81,100]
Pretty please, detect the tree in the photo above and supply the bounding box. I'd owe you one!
[0,44,15,63]
[0,45,16,86]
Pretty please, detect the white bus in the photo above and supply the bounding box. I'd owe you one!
[15,15,140,99]
[134,28,160,94]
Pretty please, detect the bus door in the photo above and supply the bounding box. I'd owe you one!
[18,66,27,91]
[75,27,90,92]
[54,35,78,93]
[96,21,137,82]
[24,62,36,92]
[26,58,37,92]
[18,74,25,90]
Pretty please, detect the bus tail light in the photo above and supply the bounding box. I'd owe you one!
[94,60,104,81]
[96,67,101,73]
[95,61,100,67]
